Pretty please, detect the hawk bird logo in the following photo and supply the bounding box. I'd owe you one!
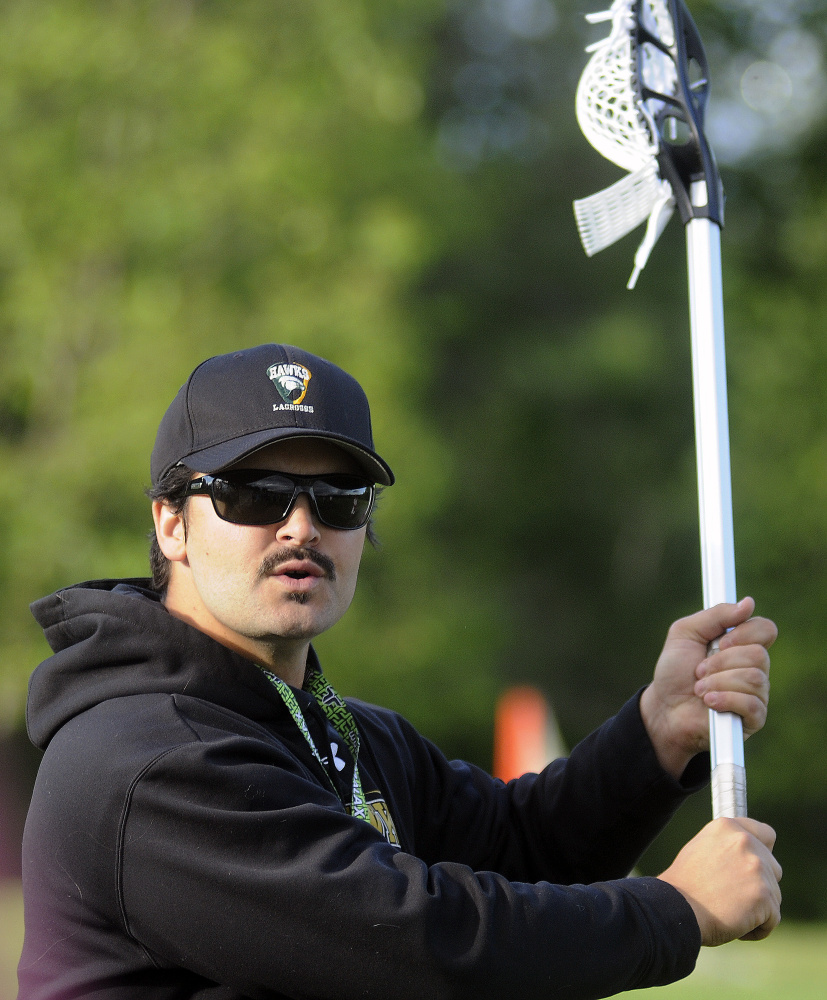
[266,363,312,405]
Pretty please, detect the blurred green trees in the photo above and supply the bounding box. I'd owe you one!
[1,0,826,915]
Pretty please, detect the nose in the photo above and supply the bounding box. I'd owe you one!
[275,492,322,546]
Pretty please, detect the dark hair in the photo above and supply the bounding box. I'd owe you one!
[146,465,381,594]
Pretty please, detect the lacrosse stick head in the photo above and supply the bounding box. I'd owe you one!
[641,0,723,226]
[574,0,723,283]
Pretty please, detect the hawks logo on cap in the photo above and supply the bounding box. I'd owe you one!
[267,362,312,405]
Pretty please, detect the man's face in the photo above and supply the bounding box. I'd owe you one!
[158,438,368,673]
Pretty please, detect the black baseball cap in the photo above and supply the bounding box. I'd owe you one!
[150,345,394,486]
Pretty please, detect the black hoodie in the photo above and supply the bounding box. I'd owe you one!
[20,579,703,999]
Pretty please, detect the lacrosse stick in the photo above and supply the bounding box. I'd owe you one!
[573,0,744,819]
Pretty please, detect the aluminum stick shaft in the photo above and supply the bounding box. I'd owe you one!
[686,181,746,819]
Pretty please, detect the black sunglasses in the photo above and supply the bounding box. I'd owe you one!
[185,470,375,530]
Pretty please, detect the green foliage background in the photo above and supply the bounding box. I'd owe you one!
[1,0,825,917]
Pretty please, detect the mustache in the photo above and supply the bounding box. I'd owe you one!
[257,546,337,582]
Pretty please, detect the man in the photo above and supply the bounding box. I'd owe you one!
[20,344,780,999]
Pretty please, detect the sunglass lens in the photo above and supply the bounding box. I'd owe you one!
[313,477,372,529]
[211,477,292,525]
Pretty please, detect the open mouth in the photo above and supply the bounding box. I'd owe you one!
[272,561,326,588]
[259,550,336,584]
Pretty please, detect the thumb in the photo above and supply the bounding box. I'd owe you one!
[670,597,755,645]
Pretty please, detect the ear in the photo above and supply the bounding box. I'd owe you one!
[152,500,188,564]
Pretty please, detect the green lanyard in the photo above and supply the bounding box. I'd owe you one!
[259,664,371,824]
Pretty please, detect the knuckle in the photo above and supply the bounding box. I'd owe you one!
[749,665,770,690]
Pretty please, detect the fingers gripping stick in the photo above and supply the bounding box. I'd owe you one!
[574,1,746,819]
[708,641,747,818]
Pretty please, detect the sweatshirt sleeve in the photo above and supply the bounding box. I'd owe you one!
[115,699,701,1000]
[396,690,709,886]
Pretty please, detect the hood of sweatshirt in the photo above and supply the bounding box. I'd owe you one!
[27,578,303,750]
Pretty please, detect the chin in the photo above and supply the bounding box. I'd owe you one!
[266,609,338,642]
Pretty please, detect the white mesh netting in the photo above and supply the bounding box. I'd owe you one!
[573,0,679,284]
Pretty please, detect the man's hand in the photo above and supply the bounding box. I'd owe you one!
[639,598,776,779]
[658,818,782,946]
